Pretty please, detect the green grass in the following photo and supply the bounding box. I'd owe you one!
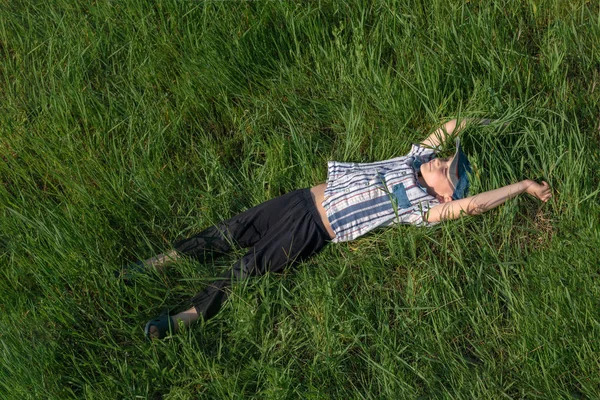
[1,0,600,398]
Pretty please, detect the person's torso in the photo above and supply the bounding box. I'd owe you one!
[322,146,438,243]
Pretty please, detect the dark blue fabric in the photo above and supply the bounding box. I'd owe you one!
[392,183,411,209]
[451,147,472,200]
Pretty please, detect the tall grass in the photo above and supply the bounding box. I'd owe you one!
[1,0,599,398]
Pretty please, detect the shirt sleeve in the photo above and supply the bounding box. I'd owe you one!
[407,143,437,159]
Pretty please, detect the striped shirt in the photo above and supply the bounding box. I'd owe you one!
[323,144,440,243]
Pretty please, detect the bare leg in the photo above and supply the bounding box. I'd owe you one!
[171,307,199,332]
[141,249,180,272]
[142,250,199,339]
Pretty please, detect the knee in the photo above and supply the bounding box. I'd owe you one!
[232,255,264,280]
[233,259,252,280]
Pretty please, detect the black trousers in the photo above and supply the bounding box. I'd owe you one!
[173,188,332,321]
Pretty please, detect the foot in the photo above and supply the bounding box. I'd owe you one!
[145,314,175,340]
[117,251,180,285]
[145,307,199,340]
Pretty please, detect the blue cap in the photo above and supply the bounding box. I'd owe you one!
[447,138,471,200]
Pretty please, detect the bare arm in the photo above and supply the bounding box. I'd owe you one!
[425,180,552,223]
[421,118,493,149]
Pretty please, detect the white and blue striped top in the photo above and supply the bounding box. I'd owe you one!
[323,144,441,243]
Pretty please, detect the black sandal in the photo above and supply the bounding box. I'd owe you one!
[145,313,175,340]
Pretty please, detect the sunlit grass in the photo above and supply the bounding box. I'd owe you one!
[1,0,599,398]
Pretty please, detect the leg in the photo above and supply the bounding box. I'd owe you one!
[172,189,309,262]
[129,189,309,279]
[147,248,284,339]
[146,188,332,339]
[121,220,232,279]
[116,249,181,283]
[141,249,180,272]
[189,189,331,323]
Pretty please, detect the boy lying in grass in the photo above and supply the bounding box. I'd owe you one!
[118,119,552,340]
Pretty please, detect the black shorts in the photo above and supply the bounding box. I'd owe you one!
[173,188,332,321]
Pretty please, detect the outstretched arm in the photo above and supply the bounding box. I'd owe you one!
[425,180,552,223]
[421,118,493,149]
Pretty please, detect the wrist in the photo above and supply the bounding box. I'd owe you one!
[520,179,535,194]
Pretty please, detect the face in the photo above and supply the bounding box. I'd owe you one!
[419,157,455,202]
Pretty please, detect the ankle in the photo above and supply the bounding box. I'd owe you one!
[144,250,180,272]
[172,308,199,332]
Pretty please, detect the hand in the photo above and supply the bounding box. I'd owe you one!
[524,180,552,202]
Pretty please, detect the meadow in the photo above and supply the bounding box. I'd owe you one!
[1,0,599,398]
